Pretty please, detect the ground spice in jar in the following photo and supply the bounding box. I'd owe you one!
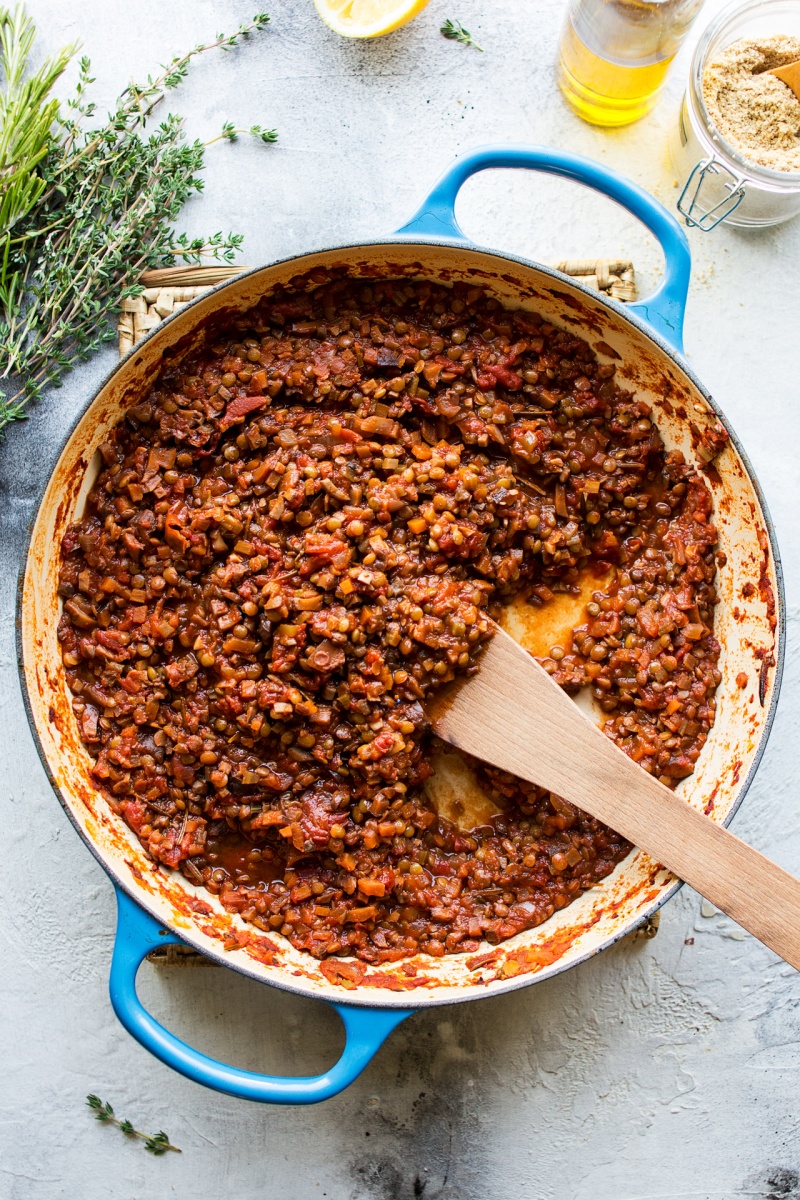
[703,36,800,172]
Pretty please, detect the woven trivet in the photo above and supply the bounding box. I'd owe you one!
[121,258,652,965]
[117,258,637,355]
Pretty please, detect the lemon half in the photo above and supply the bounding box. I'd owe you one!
[313,0,431,38]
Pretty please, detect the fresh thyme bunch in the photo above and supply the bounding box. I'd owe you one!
[0,10,274,434]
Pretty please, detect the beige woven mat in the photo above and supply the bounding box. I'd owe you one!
[118,258,636,355]
[119,258,652,965]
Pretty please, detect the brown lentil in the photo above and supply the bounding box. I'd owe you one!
[57,275,722,965]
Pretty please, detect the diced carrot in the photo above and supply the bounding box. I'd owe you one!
[345,906,378,923]
[357,879,386,898]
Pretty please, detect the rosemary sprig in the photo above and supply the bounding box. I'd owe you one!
[86,1094,181,1155]
[0,9,274,435]
[440,18,483,51]
[0,4,77,242]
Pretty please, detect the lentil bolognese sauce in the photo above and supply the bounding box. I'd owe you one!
[57,274,722,968]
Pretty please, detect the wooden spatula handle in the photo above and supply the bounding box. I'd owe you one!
[432,627,800,969]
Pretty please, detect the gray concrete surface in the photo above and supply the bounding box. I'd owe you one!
[2,1,800,1197]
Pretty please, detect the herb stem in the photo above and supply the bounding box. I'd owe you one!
[440,18,483,51]
[0,9,273,432]
[86,1095,181,1155]
[206,121,279,147]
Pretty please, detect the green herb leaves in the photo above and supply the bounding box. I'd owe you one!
[214,120,279,145]
[440,18,482,51]
[0,5,76,243]
[86,1095,181,1155]
[0,9,274,435]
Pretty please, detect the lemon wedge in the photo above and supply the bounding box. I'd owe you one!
[313,0,431,38]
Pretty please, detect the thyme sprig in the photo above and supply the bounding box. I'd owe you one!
[0,10,274,434]
[86,1094,181,1155]
[210,119,278,146]
[440,18,483,51]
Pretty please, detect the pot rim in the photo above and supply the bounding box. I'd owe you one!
[16,236,787,1008]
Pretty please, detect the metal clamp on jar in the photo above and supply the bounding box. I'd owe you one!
[671,0,800,229]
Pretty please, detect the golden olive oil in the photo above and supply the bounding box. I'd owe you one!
[557,0,703,128]
[558,18,675,126]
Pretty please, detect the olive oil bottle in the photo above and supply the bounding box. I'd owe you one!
[557,0,704,128]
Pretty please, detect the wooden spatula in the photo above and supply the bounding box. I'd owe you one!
[428,624,800,970]
[769,58,800,102]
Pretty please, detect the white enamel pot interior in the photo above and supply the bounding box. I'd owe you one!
[19,240,784,1008]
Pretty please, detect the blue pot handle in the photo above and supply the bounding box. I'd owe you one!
[109,888,413,1104]
[395,144,691,352]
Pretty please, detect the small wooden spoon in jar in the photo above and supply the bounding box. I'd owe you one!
[428,624,800,970]
[769,59,800,101]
